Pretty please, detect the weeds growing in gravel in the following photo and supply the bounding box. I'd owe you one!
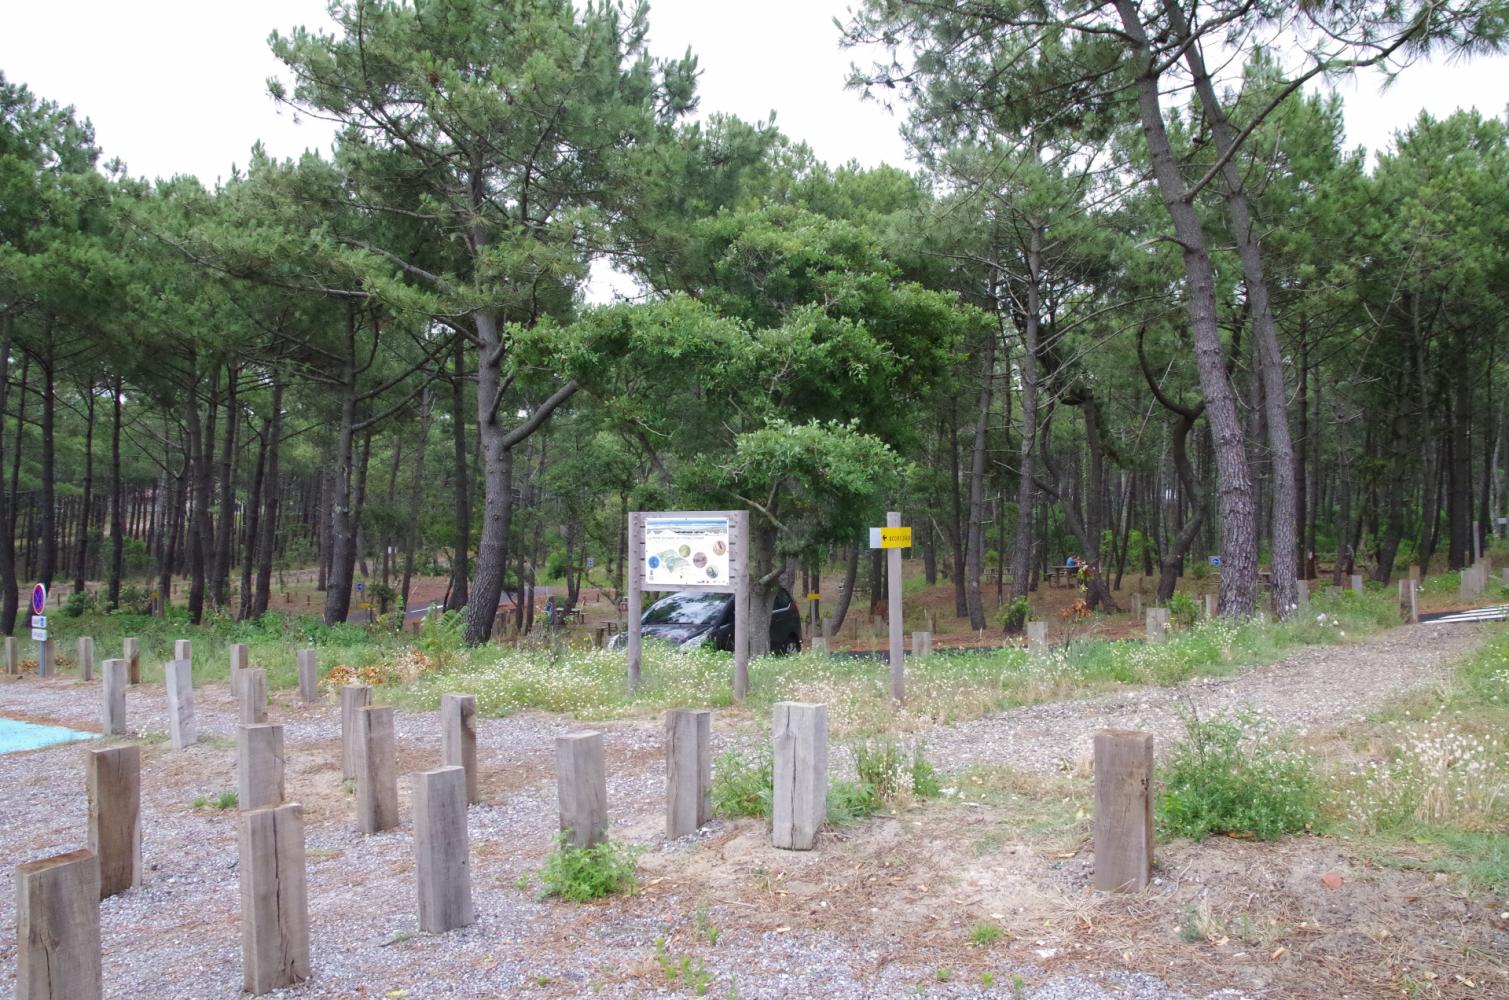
[539,836,638,902]
[711,750,774,819]
[1157,709,1321,841]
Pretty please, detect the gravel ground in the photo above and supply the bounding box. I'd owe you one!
[0,622,1492,999]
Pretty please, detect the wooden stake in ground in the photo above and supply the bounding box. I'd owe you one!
[238,668,268,725]
[910,630,932,657]
[355,706,399,835]
[86,745,141,898]
[174,639,191,665]
[101,658,127,736]
[76,636,94,681]
[15,848,102,1000]
[238,803,310,995]
[413,766,474,933]
[1093,729,1153,893]
[1144,609,1166,643]
[556,731,608,849]
[772,702,827,851]
[237,724,286,811]
[1026,621,1047,653]
[165,659,196,750]
[665,709,711,839]
[296,649,319,703]
[340,685,372,781]
[229,643,249,695]
[4,635,17,675]
[122,636,139,685]
[1350,574,1364,595]
[440,693,479,805]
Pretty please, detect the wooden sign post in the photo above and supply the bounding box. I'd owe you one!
[627,511,750,699]
[869,514,912,703]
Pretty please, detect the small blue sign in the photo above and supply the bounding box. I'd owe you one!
[648,556,661,570]
[1209,556,1222,567]
[586,557,595,569]
[356,582,365,591]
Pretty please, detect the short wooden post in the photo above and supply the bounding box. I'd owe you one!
[340,684,372,781]
[296,649,319,703]
[238,803,310,995]
[1144,609,1165,643]
[1093,729,1153,893]
[355,706,399,835]
[1026,620,1047,652]
[101,658,127,736]
[1130,593,1143,619]
[440,693,479,805]
[86,745,142,898]
[1406,583,1420,625]
[76,636,94,682]
[5,634,17,675]
[38,638,55,678]
[15,849,102,1000]
[413,766,474,933]
[665,709,711,838]
[174,638,191,664]
[1295,578,1309,611]
[772,702,827,851]
[556,731,608,849]
[1350,573,1364,595]
[122,636,139,685]
[229,643,249,693]
[910,630,932,657]
[163,658,197,750]
[1409,565,1421,584]
[238,723,286,811]
[1203,593,1216,619]
[239,668,268,725]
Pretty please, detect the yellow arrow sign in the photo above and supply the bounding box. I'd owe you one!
[869,526,913,549]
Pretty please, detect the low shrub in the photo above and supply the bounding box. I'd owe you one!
[711,750,773,819]
[1157,710,1321,841]
[539,836,638,901]
[998,596,1032,634]
[1167,592,1199,630]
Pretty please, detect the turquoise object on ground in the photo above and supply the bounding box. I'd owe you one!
[0,716,98,754]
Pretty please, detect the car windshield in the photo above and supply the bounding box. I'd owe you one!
[642,591,728,626]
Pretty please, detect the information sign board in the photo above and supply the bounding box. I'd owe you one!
[644,516,731,588]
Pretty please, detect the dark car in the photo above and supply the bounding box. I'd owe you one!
[615,588,802,653]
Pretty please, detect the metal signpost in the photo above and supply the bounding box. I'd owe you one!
[869,512,912,702]
[30,582,48,675]
[627,511,751,698]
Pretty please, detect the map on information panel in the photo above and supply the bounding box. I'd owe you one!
[644,516,730,587]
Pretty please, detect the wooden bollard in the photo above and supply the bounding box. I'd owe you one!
[355,706,399,835]
[239,668,268,725]
[1026,620,1047,652]
[440,693,479,805]
[86,745,142,898]
[772,702,827,851]
[38,638,55,678]
[1144,609,1166,643]
[164,658,196,750]
[1295,578,1309,611]
[1130,593,1143,619]
[1093,729,1153,893]
[296,649,319,703]
[1203,593,1217,619]
[15,849,102,999]
[413,766,474,933]
[174,638,191,664]
[1350,574,1364,595]
[1406,583,1420,625]
[122,636,139,685]
[910,631,932,657]
[665,709,711,839]
[76,636,94,681]
[340,684,372,781]
[5,634,17,675]
[239,803,310,995]
[229,643,249,694]
[556,731,608,849]
[238,724,286,810]
[101,658,127,736]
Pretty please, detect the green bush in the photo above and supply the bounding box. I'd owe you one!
[711,750,773,819]
[1168,592,1199,629]
[63,590,98,618]
[539,836,638,901]
[998,596,1032,634]
[1157,711,1321,841]
[1189,560,1213,580]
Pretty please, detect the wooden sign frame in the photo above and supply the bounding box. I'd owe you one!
[627,511,752,699]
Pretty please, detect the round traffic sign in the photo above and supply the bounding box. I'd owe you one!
[31,583,46,616]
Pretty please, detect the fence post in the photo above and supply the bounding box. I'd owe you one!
[165,659,196,749]
[101,658,127,736]
[86,745,141,898]
[665,709,711,838]
[413,766,474,933]
[340,685,372,781]
[122,636,139,685]
[1093,729,1154,893]
[296,649,319,703]
[76,636,94,682]
[440,693,479,806]
[238,668,268,725]
[355,706,399,835]
[772,702,827,851]
[239,803,310,995]
[1026,621,1047,652]
[556,731,608,849]
[229,643,249,695]
[15,849,102,1000]
[238,723,286,811]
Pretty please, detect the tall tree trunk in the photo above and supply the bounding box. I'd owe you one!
[72,384,96,593]
[963,329,995,629]
[185,390,212,625]
[1448,324,1472,567]
[108,379,124,610]
[239,426,268,620]
[827,546,860,635]
[0,323,15,633]
[400,387,432,614]
[446,336,471,612]
[947,410,967,615]
[324,318,359,626]
[252,380,283,618]
[1115,0,1258,616]
[211,365,239,607]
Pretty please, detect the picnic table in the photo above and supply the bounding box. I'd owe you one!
[1048,565,1078,588]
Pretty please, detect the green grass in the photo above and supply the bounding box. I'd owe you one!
[539,837,639,902]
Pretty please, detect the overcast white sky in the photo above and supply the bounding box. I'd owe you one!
[3,0,1506,185]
